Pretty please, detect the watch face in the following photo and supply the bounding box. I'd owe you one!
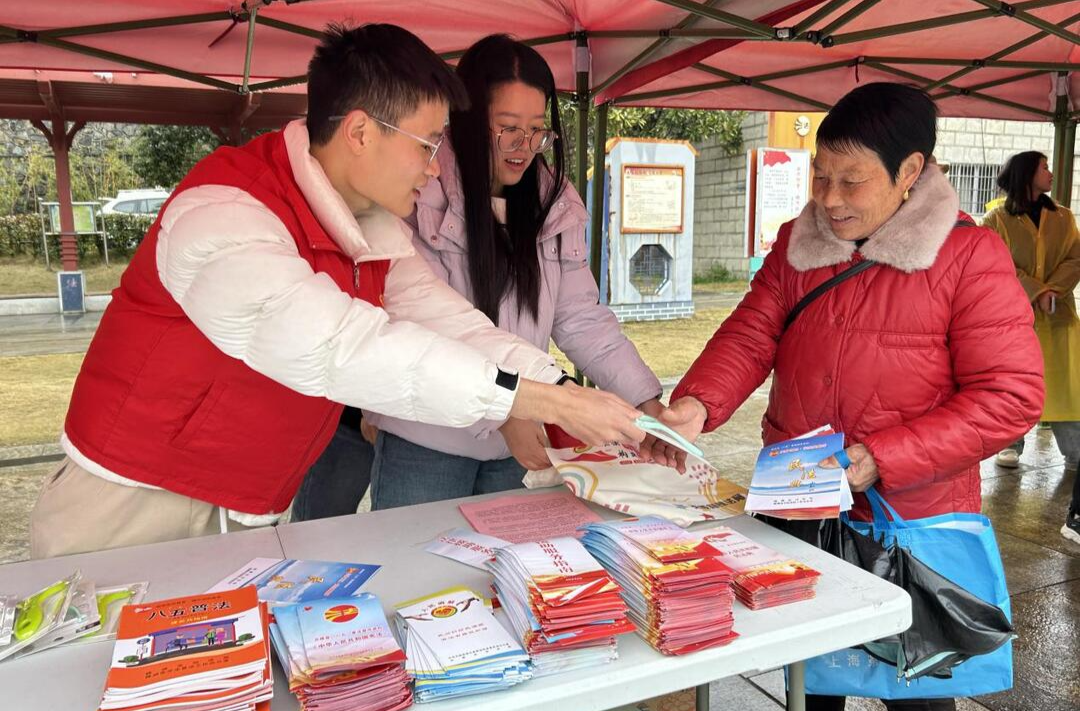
[794,115,811,137]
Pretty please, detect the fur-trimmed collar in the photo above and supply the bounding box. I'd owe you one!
[787,164,960,273]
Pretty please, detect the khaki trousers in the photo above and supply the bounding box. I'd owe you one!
[30,457,251,559]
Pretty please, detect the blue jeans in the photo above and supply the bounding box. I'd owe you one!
[291,420,374,522]
[370,431,526,511]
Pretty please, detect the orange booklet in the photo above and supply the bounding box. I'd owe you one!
[99,586,272,711]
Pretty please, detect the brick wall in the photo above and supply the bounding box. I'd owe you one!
[691,112,768,278]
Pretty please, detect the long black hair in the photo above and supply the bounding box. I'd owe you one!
[997,151,1055,216]
[449,34,566,325]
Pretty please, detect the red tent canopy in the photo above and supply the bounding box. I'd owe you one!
[2,1,1075,271]
[0,0,1075,120]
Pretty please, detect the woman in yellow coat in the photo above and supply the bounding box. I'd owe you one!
[982,151,1080,544]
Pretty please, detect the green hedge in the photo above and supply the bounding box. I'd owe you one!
[0,212,155,259]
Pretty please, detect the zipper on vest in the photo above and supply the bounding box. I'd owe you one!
[353,263,360,289]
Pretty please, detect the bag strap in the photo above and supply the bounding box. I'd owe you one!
[783,258,878,332]
[865,486,905,527]
[782,219,973,334]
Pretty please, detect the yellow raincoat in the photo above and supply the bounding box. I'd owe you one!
[983,202,1080,420]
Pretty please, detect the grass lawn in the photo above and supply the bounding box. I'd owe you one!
[0,353,83,446]
[0,307,733,447]
[0,256,128,297]
[692,280,748,294]
[551,306,730,380]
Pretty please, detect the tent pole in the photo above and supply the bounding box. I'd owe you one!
[866,61,1056,119]
[591,0,725,95]
[1051,72,1076,205]
[574,34,591,201]
[572,34,591,385]
[240,3,258,94]
[589,102,609,288]
[924,8,1080,91]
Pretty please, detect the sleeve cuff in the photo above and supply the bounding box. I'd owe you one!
[481,363,519,422]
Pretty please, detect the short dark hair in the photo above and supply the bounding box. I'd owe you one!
[997,151,1054,216]
[306,23,468,146]
[817,82,937,183]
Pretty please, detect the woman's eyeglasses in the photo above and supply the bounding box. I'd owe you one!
[492,126,558,153]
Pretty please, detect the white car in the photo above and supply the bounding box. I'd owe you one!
[102,189,171,216]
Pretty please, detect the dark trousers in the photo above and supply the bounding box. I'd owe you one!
[807,695,956,711]
[291,417,374,522]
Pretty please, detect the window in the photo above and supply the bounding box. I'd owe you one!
[146,198,167,213]
[113,200,138,213]
[629,244,671,296]
[948,163,1001,217]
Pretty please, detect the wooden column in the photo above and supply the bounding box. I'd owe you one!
[30,117,85,271]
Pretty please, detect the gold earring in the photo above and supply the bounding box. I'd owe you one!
[903,189,910,201]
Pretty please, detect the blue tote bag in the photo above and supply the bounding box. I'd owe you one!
[802,487,1014,699]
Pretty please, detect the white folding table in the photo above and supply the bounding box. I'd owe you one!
[0,488,911,711]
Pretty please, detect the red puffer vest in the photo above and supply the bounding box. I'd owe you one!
[64,130,389,514]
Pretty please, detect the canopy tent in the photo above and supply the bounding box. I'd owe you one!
[1,0,1076,274]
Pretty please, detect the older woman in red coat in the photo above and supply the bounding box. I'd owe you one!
[647,83,1044,711]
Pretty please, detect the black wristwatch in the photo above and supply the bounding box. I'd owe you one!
[495,367,519,392]
[556,372,578,386]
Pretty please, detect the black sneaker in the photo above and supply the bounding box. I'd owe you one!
[1063,509,1080,545]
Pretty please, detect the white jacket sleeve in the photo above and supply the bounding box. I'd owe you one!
[156,186,518,427]
[381,252,564,384]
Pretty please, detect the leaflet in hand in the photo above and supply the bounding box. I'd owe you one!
[580,516,738,655]
[395,586,530,702]
[207,558,379,604]
[745,429,852,519]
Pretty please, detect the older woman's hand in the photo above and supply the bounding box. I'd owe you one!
[639,396,708,473]
[819,443,880,493]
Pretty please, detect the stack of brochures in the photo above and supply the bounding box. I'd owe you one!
[270,593,411,711]
[488,537,636,676]
[745,428,852,520]
[580,516,738,655]
[394,586,531,702]
[98,586,273,711]
[703,527,821,609]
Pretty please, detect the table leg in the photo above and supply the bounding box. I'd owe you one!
[695,682,710,711]
[786,661,806,711]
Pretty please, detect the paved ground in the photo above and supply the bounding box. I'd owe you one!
[1,297,1077,710]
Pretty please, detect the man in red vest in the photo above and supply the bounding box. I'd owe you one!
[30,24,645,558]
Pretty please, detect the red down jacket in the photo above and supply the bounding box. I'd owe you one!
[672,166,1044,520]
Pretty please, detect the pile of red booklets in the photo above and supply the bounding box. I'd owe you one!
[98,586,272,711]
[580,516,738,655]
[703,527,820,609]
[488,537,636,676]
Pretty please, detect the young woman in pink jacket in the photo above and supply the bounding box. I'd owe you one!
[360,35,662,509]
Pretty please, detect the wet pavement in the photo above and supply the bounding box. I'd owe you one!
[0,304,1077,710]
[0,310,102,356]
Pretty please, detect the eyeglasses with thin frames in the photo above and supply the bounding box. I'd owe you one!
[329,113,444,166]
[492,126,558,153]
